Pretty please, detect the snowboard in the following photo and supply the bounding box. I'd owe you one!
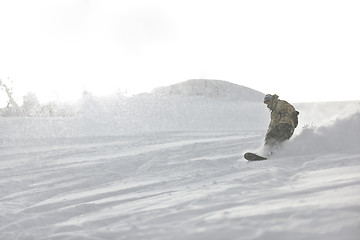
[244,152,267,161]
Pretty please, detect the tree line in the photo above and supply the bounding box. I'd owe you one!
[0,79,76,117]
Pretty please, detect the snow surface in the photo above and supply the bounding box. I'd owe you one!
[1,85,360,240]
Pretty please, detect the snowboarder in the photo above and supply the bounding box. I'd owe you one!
[244,94,299,161]
[263,94,299,147]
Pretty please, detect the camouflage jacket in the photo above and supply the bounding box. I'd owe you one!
[267,96,298,135]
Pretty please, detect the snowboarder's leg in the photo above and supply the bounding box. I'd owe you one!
[264,123,294,153]
[265,123,294,143]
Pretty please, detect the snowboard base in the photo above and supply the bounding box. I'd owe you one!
[244,152,267,161]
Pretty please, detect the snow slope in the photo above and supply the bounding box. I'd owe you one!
[1,82,360,239]
[0,80,269,138]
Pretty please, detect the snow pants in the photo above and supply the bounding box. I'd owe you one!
[265,123,294,146]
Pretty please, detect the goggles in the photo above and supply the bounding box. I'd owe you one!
[264,94,273,103]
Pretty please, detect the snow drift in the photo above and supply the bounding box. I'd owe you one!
[281,111,360,156]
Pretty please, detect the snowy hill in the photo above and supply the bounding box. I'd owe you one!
[1,83,360,240]
[151,79,264,101]
[0,81,269,138]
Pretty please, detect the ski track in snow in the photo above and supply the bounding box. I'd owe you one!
[1,130,360,240]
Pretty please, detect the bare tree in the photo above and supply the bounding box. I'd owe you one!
[0,79,20,116]
[0,79,18,108]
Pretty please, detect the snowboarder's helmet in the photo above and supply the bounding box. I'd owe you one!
[264,94,273,103]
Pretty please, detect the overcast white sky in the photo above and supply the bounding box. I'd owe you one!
[1,0,359,104]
